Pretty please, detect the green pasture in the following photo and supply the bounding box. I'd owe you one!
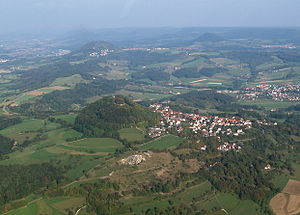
[140,135,183,150]
[0,119,46,136]
[5,196,85,215]
[68,138,123,152]
[119,128,145,142]
[14,94,38,103]
[51,74,86,88]
[5,200,64,215]
[54,113,77,124]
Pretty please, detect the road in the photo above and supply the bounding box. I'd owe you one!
[75,205,87,215]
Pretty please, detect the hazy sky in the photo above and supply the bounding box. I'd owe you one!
[0,0,300,34]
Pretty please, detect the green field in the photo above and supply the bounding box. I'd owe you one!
[122,181,264,215]
[51,74,87,88]
[62,129,82,140]
[0,119,47,136]
[68,138,124,153]
[119,128,145,142]
[214,194,264,215]
[5,202,39,215]
[54,114,77,124]
[272,173,290,190]
[4,197,85,215]
[5,200,64,215]
[140,135,184,150]
[0,127,119,161]
[14,94,38,103]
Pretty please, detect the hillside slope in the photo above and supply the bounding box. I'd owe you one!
[74,95,159,137]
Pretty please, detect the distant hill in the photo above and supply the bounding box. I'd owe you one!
[194,33,224,43]
[168,90,236,111]
[74,95,159,137]
[78,41,119,53]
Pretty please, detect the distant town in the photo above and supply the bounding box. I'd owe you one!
[236,84,300,101]
[262,44,297,49]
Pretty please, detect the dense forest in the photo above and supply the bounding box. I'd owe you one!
[12,59,107,91]
[168,90,236,111]
[0,164,63,205]
[12,78,127,116]
[0,135,14,157]
[0,116,22,130]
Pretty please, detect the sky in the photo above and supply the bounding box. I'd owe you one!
[0,0,300,34]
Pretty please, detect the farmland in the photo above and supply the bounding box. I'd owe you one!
[53,114,77,124]
[270,180,300,215]
[0,119,51,136]
[140,135,184,150]
[4,197,85,215]
[65,138,124,153]
[119,128,145,142]
[2,27,300,215]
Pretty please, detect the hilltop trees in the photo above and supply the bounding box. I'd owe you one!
[74,96,159,137]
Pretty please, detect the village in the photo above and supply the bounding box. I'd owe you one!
[0,59,9,64]
[148,103,252,140]
[148,103,275,170]
[89,47,170,57]
[46,49,71,57]
[89,49,115,57]
[262,44,297,49]
[122,47,169,51]
[236,84,300,101]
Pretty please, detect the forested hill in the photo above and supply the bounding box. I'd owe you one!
[168,90,236,111]
[194,33,224,43]
[77,41,119,53]
[74,95,159,137]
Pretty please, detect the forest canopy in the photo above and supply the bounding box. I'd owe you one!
[74,95,159,137]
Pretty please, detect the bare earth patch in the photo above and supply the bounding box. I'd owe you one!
[26,91,47,96]
[270,180,300,215]
[208,82,223,85]
[283,180,300,195]
[47,86,69,90]
[26,86,69,96]
[287,195,300,214]
[270,193,288,215]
